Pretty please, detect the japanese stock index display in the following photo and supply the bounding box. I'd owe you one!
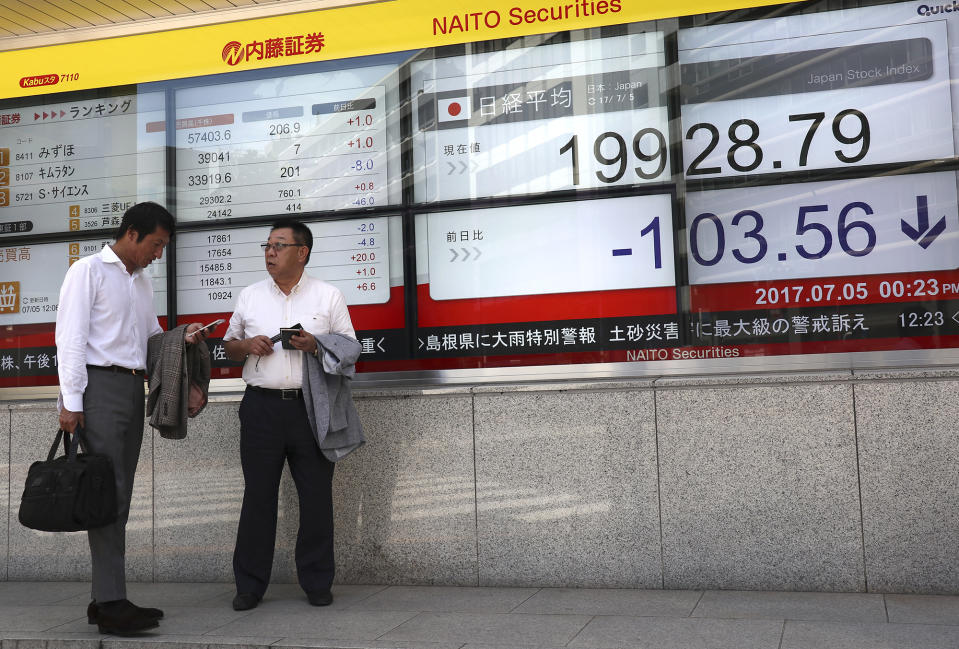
[679,2,959,351]
[174,83,389,221]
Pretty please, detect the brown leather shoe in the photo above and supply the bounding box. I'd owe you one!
[95,599,160,635]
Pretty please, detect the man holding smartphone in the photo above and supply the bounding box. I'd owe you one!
[222,219,355,611]
[56,202,208,635]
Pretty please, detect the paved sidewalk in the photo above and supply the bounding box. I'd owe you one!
[0,582,955,649]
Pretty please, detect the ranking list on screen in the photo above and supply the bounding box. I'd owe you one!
[0,93,165,237]
[173,86,388,221]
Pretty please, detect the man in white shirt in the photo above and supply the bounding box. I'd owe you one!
[223,219,355,611]
[56,202,206,636]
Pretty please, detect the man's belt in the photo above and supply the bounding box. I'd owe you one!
[247,385,303,400]
[86,364,145,376]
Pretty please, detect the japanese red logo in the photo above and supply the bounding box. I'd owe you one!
[19,74,59,88]
[222,41,245,66]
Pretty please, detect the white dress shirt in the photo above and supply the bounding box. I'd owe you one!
[55,244,163,412]
[224,273,355,389]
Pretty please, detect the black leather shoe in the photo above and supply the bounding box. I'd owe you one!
[307,590,333,606]
[88,599,164,624]
[95,599,160,636]
[232,592,261,611]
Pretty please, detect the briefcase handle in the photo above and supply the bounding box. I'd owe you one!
[49,427,85,462]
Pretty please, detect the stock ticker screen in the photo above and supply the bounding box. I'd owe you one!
[0,0,957,386]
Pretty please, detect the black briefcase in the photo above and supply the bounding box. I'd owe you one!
[18,427,118,532]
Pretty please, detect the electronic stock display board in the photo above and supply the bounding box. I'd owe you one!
[678,1,959,358]
[0,90,169,386]
[168,62,408,373]
[0,91,165,237]
[177,215,406,373]
[409,31,679,367]
[173,62,403,220]
[1,0,958,387]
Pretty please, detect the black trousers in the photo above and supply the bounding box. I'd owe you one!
[233,388,335,597]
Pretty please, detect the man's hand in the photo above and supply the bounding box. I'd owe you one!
[187,382,207,418]
[224,335,274,362]
[184,322,207,344]
[289,331,318,355]
[245,335,275,357]
[59,408,85,433]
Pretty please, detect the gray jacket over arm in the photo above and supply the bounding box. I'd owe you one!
[146,324,212,439]
[302,333,365,462]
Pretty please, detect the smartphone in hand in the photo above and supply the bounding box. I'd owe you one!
[186,318,225,339]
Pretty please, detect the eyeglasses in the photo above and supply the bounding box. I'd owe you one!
[260,242,304,252]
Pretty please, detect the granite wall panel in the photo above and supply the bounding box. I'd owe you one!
[333,391,477,585]
[473,385,661,587]
[153,399,241,582]
[657,379,865,591]
[855,377,959,593]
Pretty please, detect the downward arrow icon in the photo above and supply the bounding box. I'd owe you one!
[901,195,947,249]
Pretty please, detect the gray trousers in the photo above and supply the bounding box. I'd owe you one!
[82,368,145,602]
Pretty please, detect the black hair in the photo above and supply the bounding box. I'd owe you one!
[115,202,175,242]
[270,218,313,263]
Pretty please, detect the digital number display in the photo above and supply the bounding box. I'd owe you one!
[174,65,401,221]
[686,172,959,309]
[679,19,954,177]
[0,92,165,237]
[175,216,400,314]
[412,195,681,362]
[411,32,670,202]
[3,0,959,385]
[425,195,674,301]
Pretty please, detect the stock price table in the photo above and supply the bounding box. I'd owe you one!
[174,87,388,221]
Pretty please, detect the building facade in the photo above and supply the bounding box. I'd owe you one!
[0,0,956,593]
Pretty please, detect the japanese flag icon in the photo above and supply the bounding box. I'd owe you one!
[437,96,470,123]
